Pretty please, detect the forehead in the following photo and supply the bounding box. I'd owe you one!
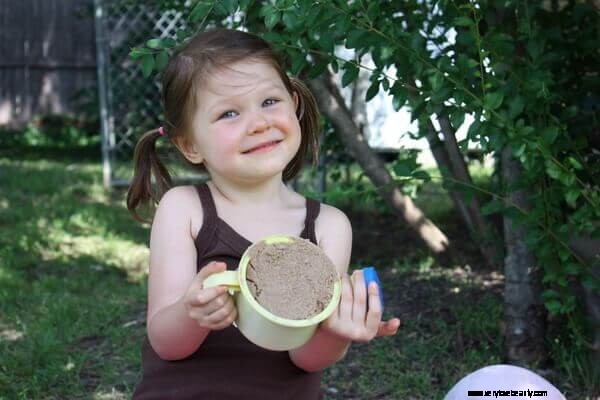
[199,60,286,102]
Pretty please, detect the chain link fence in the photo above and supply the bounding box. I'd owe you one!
[95,0,207,188]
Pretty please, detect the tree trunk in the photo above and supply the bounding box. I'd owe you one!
[423,119,474,230]
[437,112,503,268]
[350,53,372,141]
[568,234,600,371]
[306,70,450,256]
[501,147,546,364]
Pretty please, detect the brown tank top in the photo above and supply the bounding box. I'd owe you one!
[133,182,324,400]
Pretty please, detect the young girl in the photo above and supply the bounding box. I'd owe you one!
[126,28,400,399]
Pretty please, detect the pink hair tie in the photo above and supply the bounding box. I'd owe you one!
[158,126,166,137]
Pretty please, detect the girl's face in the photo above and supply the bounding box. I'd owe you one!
[188,60,301,184]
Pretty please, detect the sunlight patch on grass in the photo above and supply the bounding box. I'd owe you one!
[0,324,25,343]
[93,388,128,400]
[42,230,149,281]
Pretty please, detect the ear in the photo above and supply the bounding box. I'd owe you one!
[172,135,204,164]
[292,91,299,112]
[292,91,302,118]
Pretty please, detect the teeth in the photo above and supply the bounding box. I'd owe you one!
[247,141,278,153]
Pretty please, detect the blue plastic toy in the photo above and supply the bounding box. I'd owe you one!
[362,266,384,311]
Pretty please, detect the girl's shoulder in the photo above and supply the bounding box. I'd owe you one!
[311,200,352,247]
[156,185,203,240]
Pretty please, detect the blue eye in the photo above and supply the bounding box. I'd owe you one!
[217,98,279,120]
[218,110,237,120]
[263,98,280,106]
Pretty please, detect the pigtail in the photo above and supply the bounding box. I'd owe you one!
[126,128,173,222]
[283,77,322,182]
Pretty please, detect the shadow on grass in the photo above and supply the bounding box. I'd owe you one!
[1,149,148,398]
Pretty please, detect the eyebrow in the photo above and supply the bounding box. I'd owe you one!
[206,82,286,114]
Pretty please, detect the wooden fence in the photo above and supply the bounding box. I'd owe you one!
[0,0,97,128]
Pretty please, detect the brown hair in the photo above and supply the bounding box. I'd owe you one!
[126,28,321,222]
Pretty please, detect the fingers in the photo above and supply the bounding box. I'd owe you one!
[210,306,238,330]
[339,273,353,319]
[351,270,367,324]
[365,281,383,330]
[187,285,228,307]
[198,261,227,283]
[187,291,237,330]
[202,291,231,315]
[376,318,401,337]
[205,295,236,324]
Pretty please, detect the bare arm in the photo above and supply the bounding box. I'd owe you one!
[288,204,401,372]
[145,187,211,360]
[288,204,353,372]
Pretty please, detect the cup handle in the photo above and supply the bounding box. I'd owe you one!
[203,270,240,295]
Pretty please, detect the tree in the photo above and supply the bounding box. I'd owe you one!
[133,0,600,375]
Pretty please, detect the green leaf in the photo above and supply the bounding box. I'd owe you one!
[429,72,444,92]
[483,92,504,110]
[567,156,583,170]
[454,16,474,27]
[541,289,560,301]
[541,126,559,144]
[306,60,327,79]
[176,29,189,42]
[393,162,413,177]
[365,80,380,101]
[392,91,407,111]
[508,96,524,119]
[222,0,238,14]
[155,51,169,70]
[141,54,155,78]
[366,2,379,21]
[190,2,212,22]
[381,78,389,91]
[466,58,479,68]
[512,142,526,158]
[467,120,482,140]
[346,29,369,49]
[546,161,561,179]
[449,108,465,129]
[130,47,152,60]
[558,246,571,262]
[412,170,431,181]
[265,10,280,30]
[481,199,505,216]
[545,299,562,315]
[290,54,306,75]
[319,34,334,52]
[282,11,297,29]
[331,59,339,73]
[146,38,162,49]
[214,0,237,15]
[565,189,580,207]
[341,63,359,88]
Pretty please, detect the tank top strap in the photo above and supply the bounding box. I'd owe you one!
[193,182,218,256]
[302,197,321,245]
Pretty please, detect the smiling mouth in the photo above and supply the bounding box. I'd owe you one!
[242,140,282,154]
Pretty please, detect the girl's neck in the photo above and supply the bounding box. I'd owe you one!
[208,175,291,209]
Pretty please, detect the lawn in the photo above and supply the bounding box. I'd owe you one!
[0,146,587,399]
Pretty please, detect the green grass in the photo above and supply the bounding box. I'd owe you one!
[0,154,148,399]
[0,147,591,399]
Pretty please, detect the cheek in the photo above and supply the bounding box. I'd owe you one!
[275,110,302,138]
[204,126,240,152]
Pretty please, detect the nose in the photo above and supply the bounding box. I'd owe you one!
[247,112,270,135]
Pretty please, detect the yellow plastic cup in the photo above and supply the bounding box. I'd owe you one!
[202,234,342,351]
